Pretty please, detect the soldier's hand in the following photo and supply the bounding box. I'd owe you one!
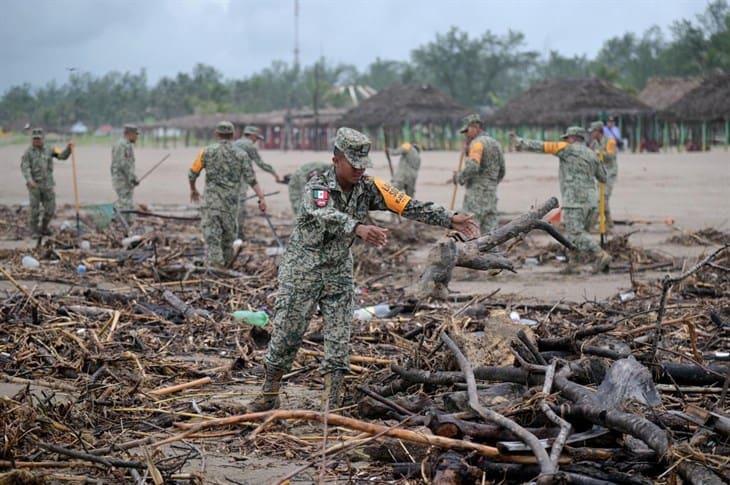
[451,214,479,239]
[132,178,140,187]
[257,198,267,213]
[190,189,201,203]
[355,224,389,248]
[26,180,38,189]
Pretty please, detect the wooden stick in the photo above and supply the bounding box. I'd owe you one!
[70,144,81,237]
[137,153,171,183]
[441,332,555,479]
[148,376,212,397]
[1,373,76,393]
[301,349,393,366]
[449,151,465,210]
[0,265,46,311]
[154,409,501,458]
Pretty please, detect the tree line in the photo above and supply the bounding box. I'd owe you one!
[1,0,727,131]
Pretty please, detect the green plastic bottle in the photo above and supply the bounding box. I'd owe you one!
[232,310,269,327]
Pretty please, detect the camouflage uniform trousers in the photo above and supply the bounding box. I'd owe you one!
[265,265,354,374]
[463,184,498,234]
[28,186,55,233]
[202,208,238,267]
[113,182,134,223]
[563,205,601,260]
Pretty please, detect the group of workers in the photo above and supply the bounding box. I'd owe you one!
[18,114,619,408]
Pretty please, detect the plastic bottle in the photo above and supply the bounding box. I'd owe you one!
[121,235,143,249]
[76,264,87,276]
[232,310,269,327]
[353,303,391,321]
[21,256,40,269]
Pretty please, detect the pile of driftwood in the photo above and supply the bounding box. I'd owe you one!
[0,201,727,484]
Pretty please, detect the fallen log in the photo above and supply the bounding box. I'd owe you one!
[410,197,574,299]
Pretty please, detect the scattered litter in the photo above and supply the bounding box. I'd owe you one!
[21,255,39,269]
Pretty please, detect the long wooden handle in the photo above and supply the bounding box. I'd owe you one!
[449,151,465,210]
[598,182,606,246]
[138,153,171,183]
[70,145,80,214]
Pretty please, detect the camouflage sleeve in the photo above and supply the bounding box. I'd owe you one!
[488,141,506,182]
[54,145,72,160]
[240,152,258,187]
[366,179,453,227]
[188,148,205,183]
[594,156,607,183]
[515,137,547,153]
[457,159,480,185]
[248,145,276,175]
[302,180,359,235]
[20,150,32,182]
[111,142,130,180]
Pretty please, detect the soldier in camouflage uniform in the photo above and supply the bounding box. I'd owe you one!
[454,114,505,234]
[388,142,421,196]
[189,121,268,268]
[233,126,281,238]
[588,121,618,228]
[20,128,73,236]
[111,124,139,222]
[513,127,611,272]
[249,127,478,411]
[287,161,331,216]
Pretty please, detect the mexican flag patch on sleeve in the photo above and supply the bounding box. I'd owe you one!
[312,189,329,207]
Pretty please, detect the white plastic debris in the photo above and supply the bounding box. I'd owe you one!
[232,239,244,249]
[80,240,91,251]
[121,235,143,249]
[509,311,520,321]
[21,255,40,269]
[620,291,636,303]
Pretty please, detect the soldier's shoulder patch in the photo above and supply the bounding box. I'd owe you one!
[401,142,412,152]
[311,187,330,207]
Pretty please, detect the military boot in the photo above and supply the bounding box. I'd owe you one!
[323,371,345,410]
[593,250,612,273]
[248,364,284,412]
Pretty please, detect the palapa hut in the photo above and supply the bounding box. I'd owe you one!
[338,83,469,149]
[663,73,730,151]
[639,77,701,111]
[140,107,346,150]
[488,78,654,151]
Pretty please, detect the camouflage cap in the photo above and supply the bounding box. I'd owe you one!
[459,113,482,133]
[560,126,587,140]
[123,124,139,134]
[243,125,264,140]
[334,127,372,169]
[215,121,235,135]
[589,121,604,132]
[31,128,44,139]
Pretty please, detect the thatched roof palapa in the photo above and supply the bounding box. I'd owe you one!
[488,78,653,126]
[142,107,346,130]
[666,73,730,121]
[338,83,469,128]
[639,77,702,111]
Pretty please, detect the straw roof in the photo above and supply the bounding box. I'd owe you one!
[666,73,730,121]
[337,83,469,127]
[488,78,653,126]
[142,107,346,130]
[639,77,702,110]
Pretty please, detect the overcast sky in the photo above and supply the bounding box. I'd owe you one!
[0,0,709,93]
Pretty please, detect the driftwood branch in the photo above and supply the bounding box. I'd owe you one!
[651,245,727,360]
[411,197,574,299]
[440,332,556,481]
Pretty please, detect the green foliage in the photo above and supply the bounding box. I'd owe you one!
[1,1,727,130]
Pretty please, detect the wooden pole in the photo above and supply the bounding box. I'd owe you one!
[70,144,81,237]
[725,118,729,151]
[701,120,707,152]
[680,121,685,151]
[449,150,465,211]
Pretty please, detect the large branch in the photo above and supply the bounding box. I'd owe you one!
[440,332,556,482]
[410,198,573,300]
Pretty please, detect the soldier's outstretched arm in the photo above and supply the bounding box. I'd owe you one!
[368,178,453,229]
[55,143,73,160]
[513,135,566,155]
[188,149,205,203]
